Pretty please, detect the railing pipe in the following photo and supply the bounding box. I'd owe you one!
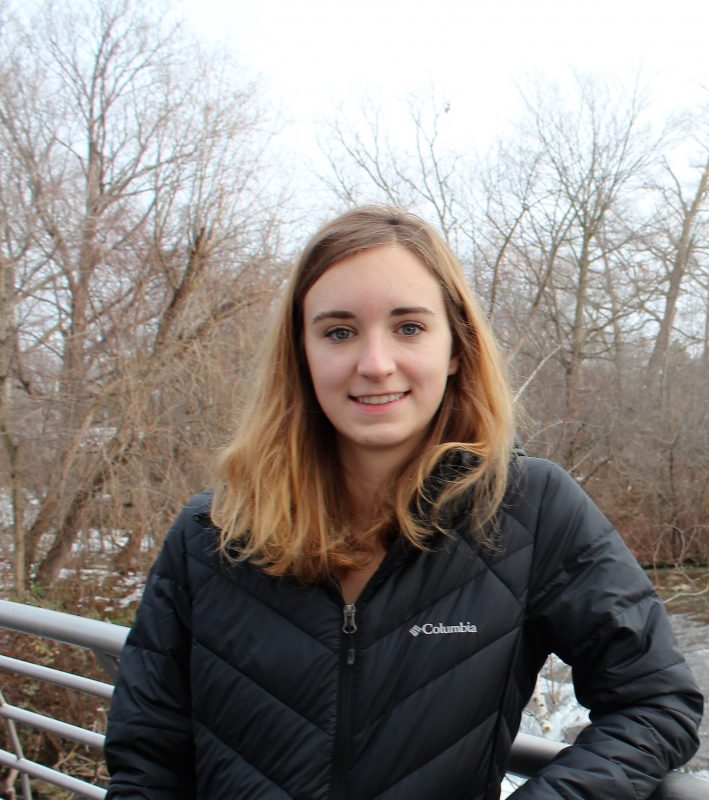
[506,731,566,777]
[0,600,128,657]
[0,748,105,799]
[506,733,709,799]
[651,772,709,800]
[0,654,114,699]
[0,703,105,749]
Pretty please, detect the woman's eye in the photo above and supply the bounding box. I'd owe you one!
[325,327,354,341]
[398,322,423,337]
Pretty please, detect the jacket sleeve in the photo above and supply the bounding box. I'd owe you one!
[104,502,199,799]
[510,461,703,799]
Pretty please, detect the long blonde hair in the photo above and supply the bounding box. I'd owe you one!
[211,206,515,581]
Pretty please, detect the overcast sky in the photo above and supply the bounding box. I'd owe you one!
[180,0,708,153]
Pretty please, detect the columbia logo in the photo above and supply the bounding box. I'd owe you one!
[409,622,478,636]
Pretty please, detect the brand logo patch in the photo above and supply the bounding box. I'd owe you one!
[408,622,478,637]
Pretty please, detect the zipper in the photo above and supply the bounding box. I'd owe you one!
[328,544,406,798]
[342,603,357,664]
[330,597,358,799]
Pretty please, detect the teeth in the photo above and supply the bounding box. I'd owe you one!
[357,393,405,405]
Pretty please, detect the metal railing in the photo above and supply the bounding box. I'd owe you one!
[0,598,707,799]
[0,599,128,799]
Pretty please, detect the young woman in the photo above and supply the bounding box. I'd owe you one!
[105,206,702,799]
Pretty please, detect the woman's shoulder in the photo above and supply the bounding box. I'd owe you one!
[503,454,613,543]
[180,489,214,528]
[505,453,574,508]
[504,453,626,580]
[152,489,219,574]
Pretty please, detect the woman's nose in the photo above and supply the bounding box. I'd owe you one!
[357,335,395,379]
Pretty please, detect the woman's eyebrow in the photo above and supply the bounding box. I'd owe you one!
[311,306,436,324]
[391,306,435,316]
[310,310,355,324]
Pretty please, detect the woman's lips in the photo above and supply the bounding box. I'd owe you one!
[351,392,408,405]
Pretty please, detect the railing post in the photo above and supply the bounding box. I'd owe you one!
[0,689,33,800]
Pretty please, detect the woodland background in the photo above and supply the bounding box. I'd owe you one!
[1,0,708,609]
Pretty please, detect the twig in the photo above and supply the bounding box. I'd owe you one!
[663,582,709,604]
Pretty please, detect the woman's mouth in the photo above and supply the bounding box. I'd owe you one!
[353,392,407,405]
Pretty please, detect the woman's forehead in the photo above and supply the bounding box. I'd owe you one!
[303,245,446,317]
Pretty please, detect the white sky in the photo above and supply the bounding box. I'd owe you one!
[180,0,708,155]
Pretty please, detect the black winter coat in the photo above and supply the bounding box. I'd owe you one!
[104,457,702,798]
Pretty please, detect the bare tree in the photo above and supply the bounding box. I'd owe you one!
[0,0,285,592]
[511,78,656,468]
[642,148,709,400]
[320,94,463,244]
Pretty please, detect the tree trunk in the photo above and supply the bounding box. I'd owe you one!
[644,157,709,397]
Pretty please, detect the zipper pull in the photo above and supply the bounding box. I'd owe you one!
[342,604,357,665]
[342,603,357,635]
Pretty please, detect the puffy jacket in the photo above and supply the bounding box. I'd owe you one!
[104,456,702,799]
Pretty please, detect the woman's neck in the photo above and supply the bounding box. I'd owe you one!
[338,444,407,512]
[337,542,386,603]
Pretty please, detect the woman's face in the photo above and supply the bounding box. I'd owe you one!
[303,244,458,470]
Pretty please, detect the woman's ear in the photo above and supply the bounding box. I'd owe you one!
[448,351,460,376]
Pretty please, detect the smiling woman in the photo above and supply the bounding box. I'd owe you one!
[104,206,702,800]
